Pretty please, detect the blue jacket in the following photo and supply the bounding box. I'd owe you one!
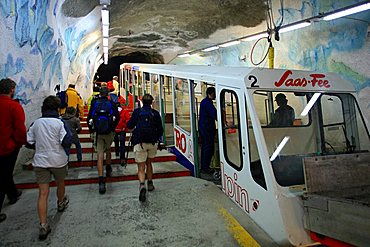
[198,97,217,134]
[127,105,163,146]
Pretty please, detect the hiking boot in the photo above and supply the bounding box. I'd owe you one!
[106,164,112,177]
[8,190,22,205]
[120,159,127,167]
[139,185,146,202]
[57,195,69,212]
[0,213,6,223]
[39,223,51,241]
[147,181,155,191]
[99,181,106,194]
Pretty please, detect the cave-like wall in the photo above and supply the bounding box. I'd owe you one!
[172,0,370,124]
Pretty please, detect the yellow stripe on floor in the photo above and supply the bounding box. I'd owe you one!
[219,207,261,247]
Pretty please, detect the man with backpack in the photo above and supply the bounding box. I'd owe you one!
[126,94,163,202]
[87,87,120,194]
[60,84,84,120]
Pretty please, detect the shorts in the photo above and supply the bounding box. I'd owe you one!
[95,132,115,154]
[34,166,68,184]
[134,143,158,163]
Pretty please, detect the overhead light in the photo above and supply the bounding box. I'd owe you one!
[279,22,311,33]
[270,136,290,161]
[202,46,219,52]
[219,40,240,48]
[323,2,370,21]
[300,93,321,117]
[241,32,268,42]
[101,8,109,25]
[178,53,190,58]
[103,38,108,47]
[104,53,108,64]
[103,46,108,54]
[102,25,109,37]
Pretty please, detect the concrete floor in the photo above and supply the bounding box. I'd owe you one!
[0,177,276,247]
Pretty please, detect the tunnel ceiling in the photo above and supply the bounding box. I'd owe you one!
[62,0,266,62]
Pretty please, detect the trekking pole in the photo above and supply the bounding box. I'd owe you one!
[123,132,132,169]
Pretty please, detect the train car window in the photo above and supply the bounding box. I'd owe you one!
[162,76,173,117]
[151,74,160,111]
[174,77,191,133]
[221,90,243,170]
[253,91,310,127]
[144,72,150,94]
[193,81,204,127]
[321,94,370,153]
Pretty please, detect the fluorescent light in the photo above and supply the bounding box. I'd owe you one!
[102,25,109,37]
[103,46,108,54]
[280,22,311,33]
[104,53,108,64]
[103,38,108,47]
[178,53,190,58]
[202,46,219,52]
[101,9,109,25]
[300,93,321,117]
[219,40,240,48]
[241,32,268,42]
[324,3,370,21]
[270,136,290,161]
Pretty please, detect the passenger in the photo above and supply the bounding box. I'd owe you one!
[87,85,100,112]
[87,87,120,194]
[60,84,84,120]
[270,93,295,127]
[198,87,217,174]
[27,96,70,240]
[112,76,119,95]
[126,94,163,202]
[0,78,27,223]
[62,106,82,162]
[114,105,131,166]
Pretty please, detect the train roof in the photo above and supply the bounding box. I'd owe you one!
[121,63,356,93]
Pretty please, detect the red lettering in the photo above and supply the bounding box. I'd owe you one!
[275,71,330,88]
[175,129,187,153]
[180,134,186,153]
[275,70,292,87]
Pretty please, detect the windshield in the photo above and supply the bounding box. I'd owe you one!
[248,91,370,187]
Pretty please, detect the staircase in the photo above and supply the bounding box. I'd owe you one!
[15,107,191,189]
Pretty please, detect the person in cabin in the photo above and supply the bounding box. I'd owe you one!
[269,93,295,127]
[27,96,71,240]
[0,78,27,223]
[126,94,163,202]
[198,87,217,175]
[60,84,84,120]
[62,106,82,162]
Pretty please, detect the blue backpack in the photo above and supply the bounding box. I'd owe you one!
[56,90,68,108]
[91,99,114,134]
[136,108,158,144]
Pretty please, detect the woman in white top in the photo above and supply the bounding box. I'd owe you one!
[27,95,71,241]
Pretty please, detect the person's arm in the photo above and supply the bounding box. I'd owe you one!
[126,109,138,132]
[78,95,84,119]
[207,100,217,121]
[26,122,36,145]
[12,103,27,147]
[76,118,82,133]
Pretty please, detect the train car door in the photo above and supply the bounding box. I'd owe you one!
[160,75,174,145]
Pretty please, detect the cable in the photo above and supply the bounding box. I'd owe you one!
[250,37,271,66]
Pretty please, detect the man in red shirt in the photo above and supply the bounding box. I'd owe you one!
[0,78,27,223]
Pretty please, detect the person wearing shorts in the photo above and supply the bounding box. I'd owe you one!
[27,95,70,241]
[127,94,163,202]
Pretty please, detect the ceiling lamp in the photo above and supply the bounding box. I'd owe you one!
[219,40,240,48]
[324,2,370,21]
[202,46,219,52]
[279,22,311,33]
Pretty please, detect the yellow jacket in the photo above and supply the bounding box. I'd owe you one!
[60,87,84,118]
[87,92,100,111]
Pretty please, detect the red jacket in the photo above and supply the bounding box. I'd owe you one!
[115,108,130,132]
[0,95,27,155]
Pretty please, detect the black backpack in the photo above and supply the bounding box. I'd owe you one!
[56,90,68,108]
[91,99,114,134]
[136,108,158,143]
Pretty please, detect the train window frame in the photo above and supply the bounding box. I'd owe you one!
[220,89,243,171]
[252,91,311,128]
[173,77,191,133]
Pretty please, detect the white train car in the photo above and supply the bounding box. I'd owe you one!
[119,63,370,246]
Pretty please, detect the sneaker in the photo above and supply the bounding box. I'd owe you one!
[99,181,106,194]
[147,181,155,191]
[39,223,51,241]
[57,195,69,212]
[139,186,146,202]
[120,159,127,167]
[0,213,6,223]
[106,164,112,177]
[8,190,22,205]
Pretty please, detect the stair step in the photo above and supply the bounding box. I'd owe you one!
[15,162,190,189]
